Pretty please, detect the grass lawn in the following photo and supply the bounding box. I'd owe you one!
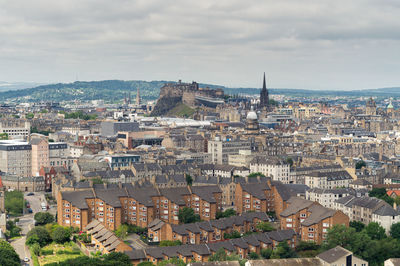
[38,241,83,265]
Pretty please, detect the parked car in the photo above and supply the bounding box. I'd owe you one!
[27,192,34,196]
[24,257,29,262]
[28,208,33,213]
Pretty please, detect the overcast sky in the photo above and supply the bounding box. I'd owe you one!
[0,0,399,90]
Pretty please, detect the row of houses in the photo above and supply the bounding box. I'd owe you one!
[147,212,269,244]
[125,229,297,265]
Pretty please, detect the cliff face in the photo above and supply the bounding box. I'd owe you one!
[151,81,224,116]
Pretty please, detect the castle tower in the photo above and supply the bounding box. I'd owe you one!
[366,97,377,116]
[136,87,141,106]
[260,73,269,110]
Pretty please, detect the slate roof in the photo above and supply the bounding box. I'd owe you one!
[373,203,400,216]
[61,190,94,209]
[191,185,222,203]
[240,182,270,200]
[317,246,351,263]
[308,170,353,181]
[280,197,315,217]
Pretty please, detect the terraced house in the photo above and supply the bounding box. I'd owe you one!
[125,230,297,265]
[147,212,269,244]
[57,183,222,231]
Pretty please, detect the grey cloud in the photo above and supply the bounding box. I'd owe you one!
[0,0,399,89]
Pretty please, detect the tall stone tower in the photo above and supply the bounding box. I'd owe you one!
[136,87,141,106]
[366,97,377,116]
[260,73,269,109]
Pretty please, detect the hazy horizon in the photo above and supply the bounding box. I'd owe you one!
[0,1,399,90]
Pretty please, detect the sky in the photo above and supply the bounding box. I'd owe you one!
[0,0,399,90]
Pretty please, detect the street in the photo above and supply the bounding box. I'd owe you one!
[10,192,48,266]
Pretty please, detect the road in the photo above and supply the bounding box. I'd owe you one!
[10,192,48,266]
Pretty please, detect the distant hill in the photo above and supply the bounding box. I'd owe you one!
[0,79,398,103]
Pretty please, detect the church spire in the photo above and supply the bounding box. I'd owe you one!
[263,72,266,91]
[260,72,269,109]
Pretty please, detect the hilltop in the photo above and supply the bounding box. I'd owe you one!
[0,79,398,103]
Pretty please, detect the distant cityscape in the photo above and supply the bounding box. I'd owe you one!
[0,73,400,265]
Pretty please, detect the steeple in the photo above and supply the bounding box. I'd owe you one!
[260,72,269,109]
[263,72,266,91]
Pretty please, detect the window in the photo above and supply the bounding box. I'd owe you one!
[286,218,292,222]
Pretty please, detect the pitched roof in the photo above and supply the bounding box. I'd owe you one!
[317,246,352,263]
[280,197,314,217]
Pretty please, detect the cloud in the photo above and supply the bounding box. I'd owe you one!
[0,0,399,90]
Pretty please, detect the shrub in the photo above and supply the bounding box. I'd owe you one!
[26,226,51,247]
[52,227,71,244]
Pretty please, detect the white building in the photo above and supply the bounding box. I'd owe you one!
[334,195,400,233]
[306,188,353,208]
[208,137,251,164]
[305,170,353,189]
[249,156,291,183]
[0,120,30,139]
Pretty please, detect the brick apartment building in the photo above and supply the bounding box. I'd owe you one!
[280,197,349,244]
[147,212,268,244]
[57,183,222,231]
[235,179,292,218]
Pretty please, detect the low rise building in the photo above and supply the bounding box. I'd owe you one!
[85,219,132,254]
[305,170,353,189]
[147,212,268,244]
[280,197,349,244]
[126,230,297,265]
[333,195,400,233]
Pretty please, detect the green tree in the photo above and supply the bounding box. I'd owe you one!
[209,248,227,261]
[256,221,275,232]
[390,222,400,240]
[31,242,41,256]
[51,226,71,243]
[356,160,366,169]
[0,133,8,140]
[0,240,20,266]
[224,230,241,239]
[216,209,237,219]
[260,248,273,259]
[248,252,260,259]
[26,226,51,247]
[185,174,193,186]
[363,222,386,240]
[159,240,182,246]
[271,241,297,259]
[104,252,131,264]
[5,191,24,216]
[248,172,266,178]
[178,207,200,223]
[34,212,54,225]
[350,221,365,232]
[115,224,129,240]
[158,258,186,266]
[285,157,294,167]
[25,113,34,119]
